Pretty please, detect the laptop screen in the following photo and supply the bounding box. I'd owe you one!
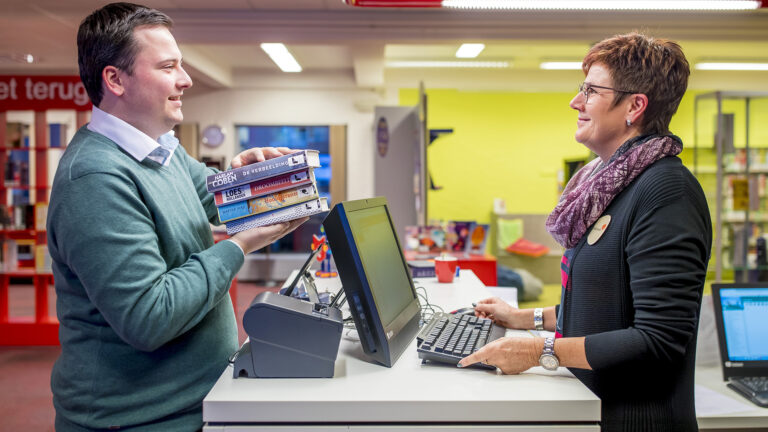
[712,283,768,379]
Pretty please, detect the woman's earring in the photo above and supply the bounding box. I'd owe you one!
[626,119,632,127]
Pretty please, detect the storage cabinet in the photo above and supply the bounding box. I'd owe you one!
[693,91,768,283]
[0,110,77,345]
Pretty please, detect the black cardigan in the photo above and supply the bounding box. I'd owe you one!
[559,156,712,432]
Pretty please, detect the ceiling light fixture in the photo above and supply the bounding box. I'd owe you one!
[456,44,485,58]
[345,0,764,10]
[260,43,302,73]
[695,62,768,71]
[386,60,510,68]
[540,61,583,70]
[443,0,762,9]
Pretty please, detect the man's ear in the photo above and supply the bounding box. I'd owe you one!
[627,93,648,125]
[102,65,125,97]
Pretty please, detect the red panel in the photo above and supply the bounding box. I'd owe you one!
[34,111,47,205]
[0,321,59,345]
[344,0,442,7]
[456,256,497,286]
[0,76,92,111]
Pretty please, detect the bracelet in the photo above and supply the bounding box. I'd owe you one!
[533,307,544,331]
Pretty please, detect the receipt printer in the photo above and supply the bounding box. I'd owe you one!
[232,291,343,378]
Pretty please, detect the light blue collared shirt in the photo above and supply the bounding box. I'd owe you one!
[87,106,178,166]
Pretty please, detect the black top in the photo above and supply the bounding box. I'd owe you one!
[560,156,712,432]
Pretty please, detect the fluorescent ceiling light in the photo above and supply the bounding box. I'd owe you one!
[540,61,582,70]
[260,43,302,73]
[442,0,761,10]
[456,43,485,58]
[386,60,510,68]
[695,62,768,71]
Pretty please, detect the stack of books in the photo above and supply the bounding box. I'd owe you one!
[206,150,329,235]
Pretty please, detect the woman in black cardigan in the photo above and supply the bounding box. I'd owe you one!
[460,32,712,432]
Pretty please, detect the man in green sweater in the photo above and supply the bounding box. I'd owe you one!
[47,3,306,431]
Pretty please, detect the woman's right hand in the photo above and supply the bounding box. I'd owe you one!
[473,297,520,329]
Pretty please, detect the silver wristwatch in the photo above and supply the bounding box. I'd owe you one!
[539,337,559,371]
[533,307,544,331]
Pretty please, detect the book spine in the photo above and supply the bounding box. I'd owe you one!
[217,184,318,223]
[213,168,314,206]
[206,149,320,192]
[225,198,328,235]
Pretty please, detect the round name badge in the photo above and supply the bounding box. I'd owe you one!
[587,215,611,245]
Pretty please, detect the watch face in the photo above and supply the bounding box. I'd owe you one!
[540,354,559,371]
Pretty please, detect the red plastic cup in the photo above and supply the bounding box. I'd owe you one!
[434,256,458,283]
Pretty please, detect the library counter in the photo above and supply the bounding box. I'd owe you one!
[203,270,601,431]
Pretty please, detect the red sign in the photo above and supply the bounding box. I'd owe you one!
[0,75,92,111]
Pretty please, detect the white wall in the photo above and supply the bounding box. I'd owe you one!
[181,82,396,201]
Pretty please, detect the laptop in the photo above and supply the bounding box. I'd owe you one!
[711,283,768,408]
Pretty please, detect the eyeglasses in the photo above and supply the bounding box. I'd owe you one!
[578,82,634,104]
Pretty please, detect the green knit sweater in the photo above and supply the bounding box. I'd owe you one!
[48,127,243,431]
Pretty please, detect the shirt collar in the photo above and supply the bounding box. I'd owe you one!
[87,106,178,166]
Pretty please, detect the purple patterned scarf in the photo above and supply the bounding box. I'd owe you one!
[546,135,682,249]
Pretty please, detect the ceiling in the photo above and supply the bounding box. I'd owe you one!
[1,0,768,93]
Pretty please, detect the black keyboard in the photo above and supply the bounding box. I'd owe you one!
[729,376,768,408]
[416,312,506,370]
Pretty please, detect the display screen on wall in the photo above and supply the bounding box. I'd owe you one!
[236,125,331,254]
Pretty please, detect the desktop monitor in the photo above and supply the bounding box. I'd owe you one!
[322,197,421,367]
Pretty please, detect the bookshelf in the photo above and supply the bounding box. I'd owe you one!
[692,91,768,283]
[0,110,81,345]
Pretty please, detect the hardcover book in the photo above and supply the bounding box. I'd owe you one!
[217,184,319,223]
[213,168,315,206]
[225,197,329,235]
[206,150,320,192]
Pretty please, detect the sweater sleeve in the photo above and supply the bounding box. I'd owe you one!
[182,148,221,225]
[52,171,244,352]
[584,173,711,370]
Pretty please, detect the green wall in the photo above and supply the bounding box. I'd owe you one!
[400,88,762,224]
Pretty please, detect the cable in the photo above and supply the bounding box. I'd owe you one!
[414,284,443,326]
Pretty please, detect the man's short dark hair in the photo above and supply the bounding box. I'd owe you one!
[77,2,172,106]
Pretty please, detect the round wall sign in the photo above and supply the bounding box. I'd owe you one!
[201,124,225,148]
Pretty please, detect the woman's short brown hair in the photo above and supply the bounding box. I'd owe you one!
[583,32,690,135]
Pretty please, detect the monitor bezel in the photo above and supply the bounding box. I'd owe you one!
[322,197,421,368]
[711,283,768,379]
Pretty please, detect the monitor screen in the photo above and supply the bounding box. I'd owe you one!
[322,197,421,367]
[718,287,768,362]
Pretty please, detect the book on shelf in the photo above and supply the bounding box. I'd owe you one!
[48,123,68,148]
[10,204,34,230]
[35,244,52,272]
[213,168,315,206]
[4,122,30,148]
[217,184,319,223]
[225,197,329,235]
[2,239,18,272]
[35,203,48,231]
[4,150,30,187]
[206,150,320,192]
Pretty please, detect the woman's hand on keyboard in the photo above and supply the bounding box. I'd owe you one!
[458,336,540,374]
[474,297,520,329]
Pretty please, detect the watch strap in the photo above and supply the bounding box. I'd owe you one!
[533,307,544,331]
